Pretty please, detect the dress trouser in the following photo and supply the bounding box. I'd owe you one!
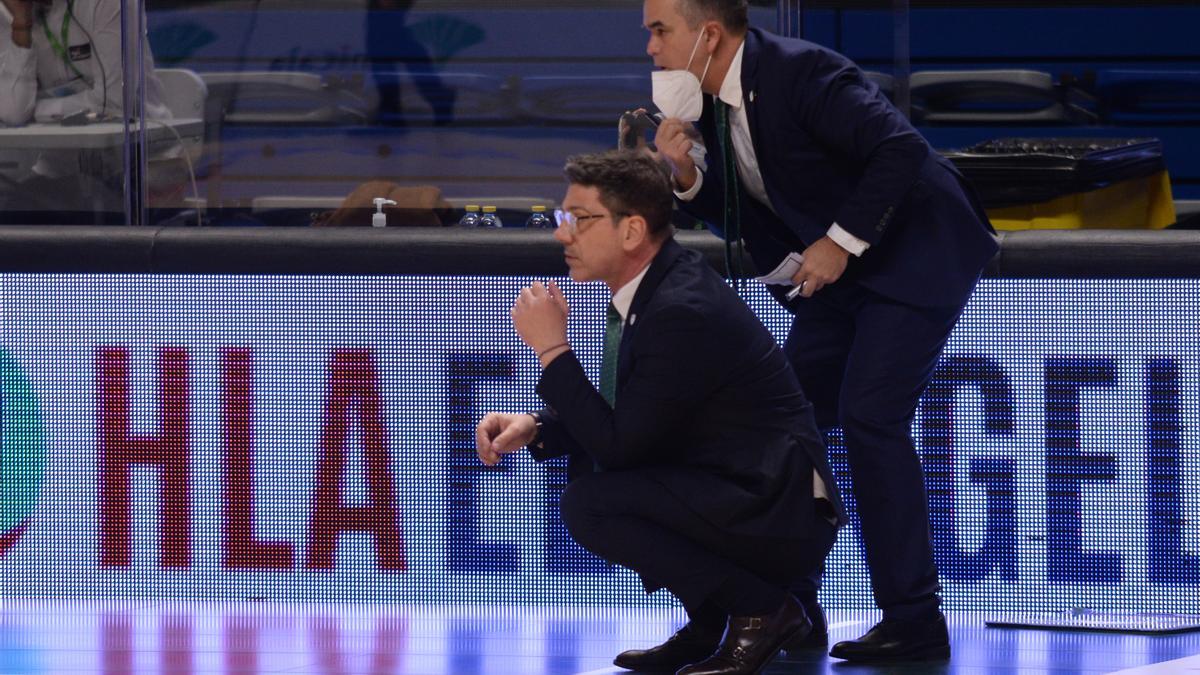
[784,283,965,621]
[561,470,836,620]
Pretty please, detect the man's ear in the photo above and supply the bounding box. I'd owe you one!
[622,214,648,252]
[702,20,724,53]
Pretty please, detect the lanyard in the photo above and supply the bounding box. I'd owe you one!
[38,1,88,82]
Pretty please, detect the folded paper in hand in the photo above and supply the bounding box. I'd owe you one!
[756,252,805,285]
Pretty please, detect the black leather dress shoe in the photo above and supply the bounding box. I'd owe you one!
[676,596,811,675]
[613,621,722,672]
[829,613,951,662]
[782,601,827,650]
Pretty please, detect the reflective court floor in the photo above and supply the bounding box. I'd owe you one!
[1,602,1200,674]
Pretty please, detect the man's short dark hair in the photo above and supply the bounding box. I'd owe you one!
[563,150,675,240]
[678,0,749,34]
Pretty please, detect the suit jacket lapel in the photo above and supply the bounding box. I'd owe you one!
[615,239,685,388]
[736,29,797,245]
[741,30,763,165]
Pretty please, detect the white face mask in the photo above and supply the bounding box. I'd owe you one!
[651,29,712,122]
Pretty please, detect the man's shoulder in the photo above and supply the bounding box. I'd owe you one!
[654,244,721,294]
[750,28,855,74]
[642,247,745,322]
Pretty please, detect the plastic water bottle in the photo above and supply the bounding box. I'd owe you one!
[458,204,481,227]
[525,205,553,228]
[479,205,503,228]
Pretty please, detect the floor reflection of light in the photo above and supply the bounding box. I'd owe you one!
[1,601,1199,674]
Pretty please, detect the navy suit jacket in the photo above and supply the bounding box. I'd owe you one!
[529,238,845,541]
[683,28,998,309]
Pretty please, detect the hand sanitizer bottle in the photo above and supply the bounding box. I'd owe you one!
[372,198,398,227]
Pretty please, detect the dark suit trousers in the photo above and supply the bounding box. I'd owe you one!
[784,283,964,620]
[561,470,836,619]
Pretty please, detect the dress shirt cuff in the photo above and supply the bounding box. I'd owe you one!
[827,223,869,257]
[673,169,704,202]
[813,469,828,500]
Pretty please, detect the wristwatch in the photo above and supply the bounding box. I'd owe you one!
[526,410,544,446]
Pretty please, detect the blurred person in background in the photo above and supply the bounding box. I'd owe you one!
[366,0,455,127]
[0,0,175,223]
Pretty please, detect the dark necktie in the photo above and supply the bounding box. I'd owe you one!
[599,302,623,406]
[714,99,745,289]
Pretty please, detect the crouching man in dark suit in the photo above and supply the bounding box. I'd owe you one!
[475,150,844,675]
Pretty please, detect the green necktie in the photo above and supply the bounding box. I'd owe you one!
[714,99,745,289]
[599,302,623,406]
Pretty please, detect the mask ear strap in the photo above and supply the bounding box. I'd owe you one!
[700,45,713,84]
[696,27,714,85]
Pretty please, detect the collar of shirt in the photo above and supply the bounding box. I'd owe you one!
[610,261,651,322]
[716,39,746,111]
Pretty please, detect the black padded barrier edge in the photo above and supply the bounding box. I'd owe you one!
[0,226,1197,279]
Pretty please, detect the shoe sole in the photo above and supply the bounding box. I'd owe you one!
[611,654,688,671]
[614,658,681,667]
[829,644,951,663]
[613,650,716,672]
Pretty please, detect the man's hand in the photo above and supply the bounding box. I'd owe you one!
[512,280,569,359]
[619,109,649,151]
[3,0,35,49]
[474,412,537,466]
[791,236,850,298]
[654,117,699,192]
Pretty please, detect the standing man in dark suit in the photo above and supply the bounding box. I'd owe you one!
[641,0,999,662]
[475,150,844,675]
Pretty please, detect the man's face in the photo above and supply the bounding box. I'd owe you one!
[555,184,627,287]
[643,0,702,72]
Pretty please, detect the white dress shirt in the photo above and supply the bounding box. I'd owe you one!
[675,40,869,257]
[610,262,652,323]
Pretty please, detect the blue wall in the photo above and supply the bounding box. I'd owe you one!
[146,4,1200,204]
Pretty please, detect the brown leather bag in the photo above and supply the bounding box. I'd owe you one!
[313,181,455,226]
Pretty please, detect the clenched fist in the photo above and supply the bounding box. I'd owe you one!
[474,412,537,466]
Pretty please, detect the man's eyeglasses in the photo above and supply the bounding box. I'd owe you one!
[553,209,626,237]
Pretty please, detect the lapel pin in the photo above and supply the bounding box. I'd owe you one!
[629,314,637,326]
[749,90,756,102]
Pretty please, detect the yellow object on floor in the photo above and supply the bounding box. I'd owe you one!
[987,170,1176,230]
